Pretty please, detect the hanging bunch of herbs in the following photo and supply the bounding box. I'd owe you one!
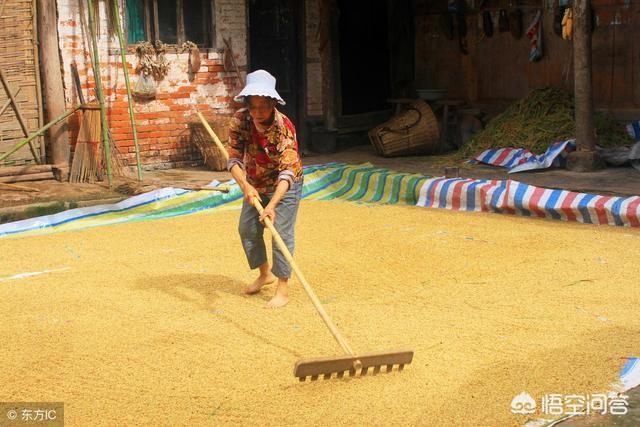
[134,41,169,81]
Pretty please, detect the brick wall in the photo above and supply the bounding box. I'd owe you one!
[56,0,247,170]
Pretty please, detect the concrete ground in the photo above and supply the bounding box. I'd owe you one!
[2,144,640,224]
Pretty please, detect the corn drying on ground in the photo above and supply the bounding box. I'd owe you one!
[0,201,638,426]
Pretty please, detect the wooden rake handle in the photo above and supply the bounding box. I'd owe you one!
[252,198,357,357]
[196,110,358,359]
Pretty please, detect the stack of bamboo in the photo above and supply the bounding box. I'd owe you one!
[0,164,55,183]
[70,104,102,183]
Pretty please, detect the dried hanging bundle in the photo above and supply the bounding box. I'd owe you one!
[181,41,201,75]
[135,41,169,81]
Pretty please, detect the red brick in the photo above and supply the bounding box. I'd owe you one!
[170,92,191,99]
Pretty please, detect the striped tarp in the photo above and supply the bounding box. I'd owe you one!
[417,176,640,226]
[0,163,430,238]
[472,140,575,172]
[627,121,640,141]
[1,162,639,238]
[620,357,640,392]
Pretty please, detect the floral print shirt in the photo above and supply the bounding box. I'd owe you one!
[227,108,303,194]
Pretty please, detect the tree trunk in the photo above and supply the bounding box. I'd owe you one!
[567,0,604,171]
[37,0,70,173]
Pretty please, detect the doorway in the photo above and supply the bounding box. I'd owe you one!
[247,0,302,126]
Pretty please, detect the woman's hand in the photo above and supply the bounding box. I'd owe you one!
[259,203,276,225]
[241,182,260,204]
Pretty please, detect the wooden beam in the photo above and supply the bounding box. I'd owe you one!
[0,164,53,177]
[574,0,595,152]
[567,0,604,171]
[177,0,185,45]
[0,172,54,183]
[37,0,70,168]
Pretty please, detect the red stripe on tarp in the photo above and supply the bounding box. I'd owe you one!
[561,191,579,222]
[451,180,468,210]
[427,179,444,208]
[479,181,498,212]
[529,187,547,218]
[500,181,515,215]
[493,148,514,166]
[593,196,612,225]
[626,197,640,227]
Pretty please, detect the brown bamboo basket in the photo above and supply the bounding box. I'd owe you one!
[190,116,232,171]
[368,100,440,157]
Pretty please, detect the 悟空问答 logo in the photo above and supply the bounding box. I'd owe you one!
[511,391,537,414]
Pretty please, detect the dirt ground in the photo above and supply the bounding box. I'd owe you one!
[1,200,638,426]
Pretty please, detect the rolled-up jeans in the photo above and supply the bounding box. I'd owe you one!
[238,179,303,279]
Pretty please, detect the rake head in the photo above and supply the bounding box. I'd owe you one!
[294,349,414,381]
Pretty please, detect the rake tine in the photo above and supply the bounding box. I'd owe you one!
[299,376,306,382]
[399,364,405,372]
[294,350,413,381]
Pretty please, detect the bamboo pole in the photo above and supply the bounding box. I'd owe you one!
[0,87,21,117]
[112,0,143,181]
[0,182,40,192]
[32,0,46,163]
[86,0,113,187]
[0,105,83,163]
[0,68,41,163]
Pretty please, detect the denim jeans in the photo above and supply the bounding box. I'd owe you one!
[237,179,303,278]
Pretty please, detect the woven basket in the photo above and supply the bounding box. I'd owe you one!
[368,100,440,157]
[190,116,232,171]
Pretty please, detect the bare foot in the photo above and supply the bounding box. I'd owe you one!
[265,290,289,309]
[244,274,276,295]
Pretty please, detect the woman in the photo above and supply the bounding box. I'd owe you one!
[227,70,304,309]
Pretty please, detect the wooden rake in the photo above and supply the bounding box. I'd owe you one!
[196,111,414,381]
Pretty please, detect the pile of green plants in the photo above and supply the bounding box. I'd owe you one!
[460,87,633,157]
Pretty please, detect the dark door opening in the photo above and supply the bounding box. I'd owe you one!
[248,0,301,125]
[337,0,391,116]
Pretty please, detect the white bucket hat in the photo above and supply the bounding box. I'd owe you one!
[233,69,285,105]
